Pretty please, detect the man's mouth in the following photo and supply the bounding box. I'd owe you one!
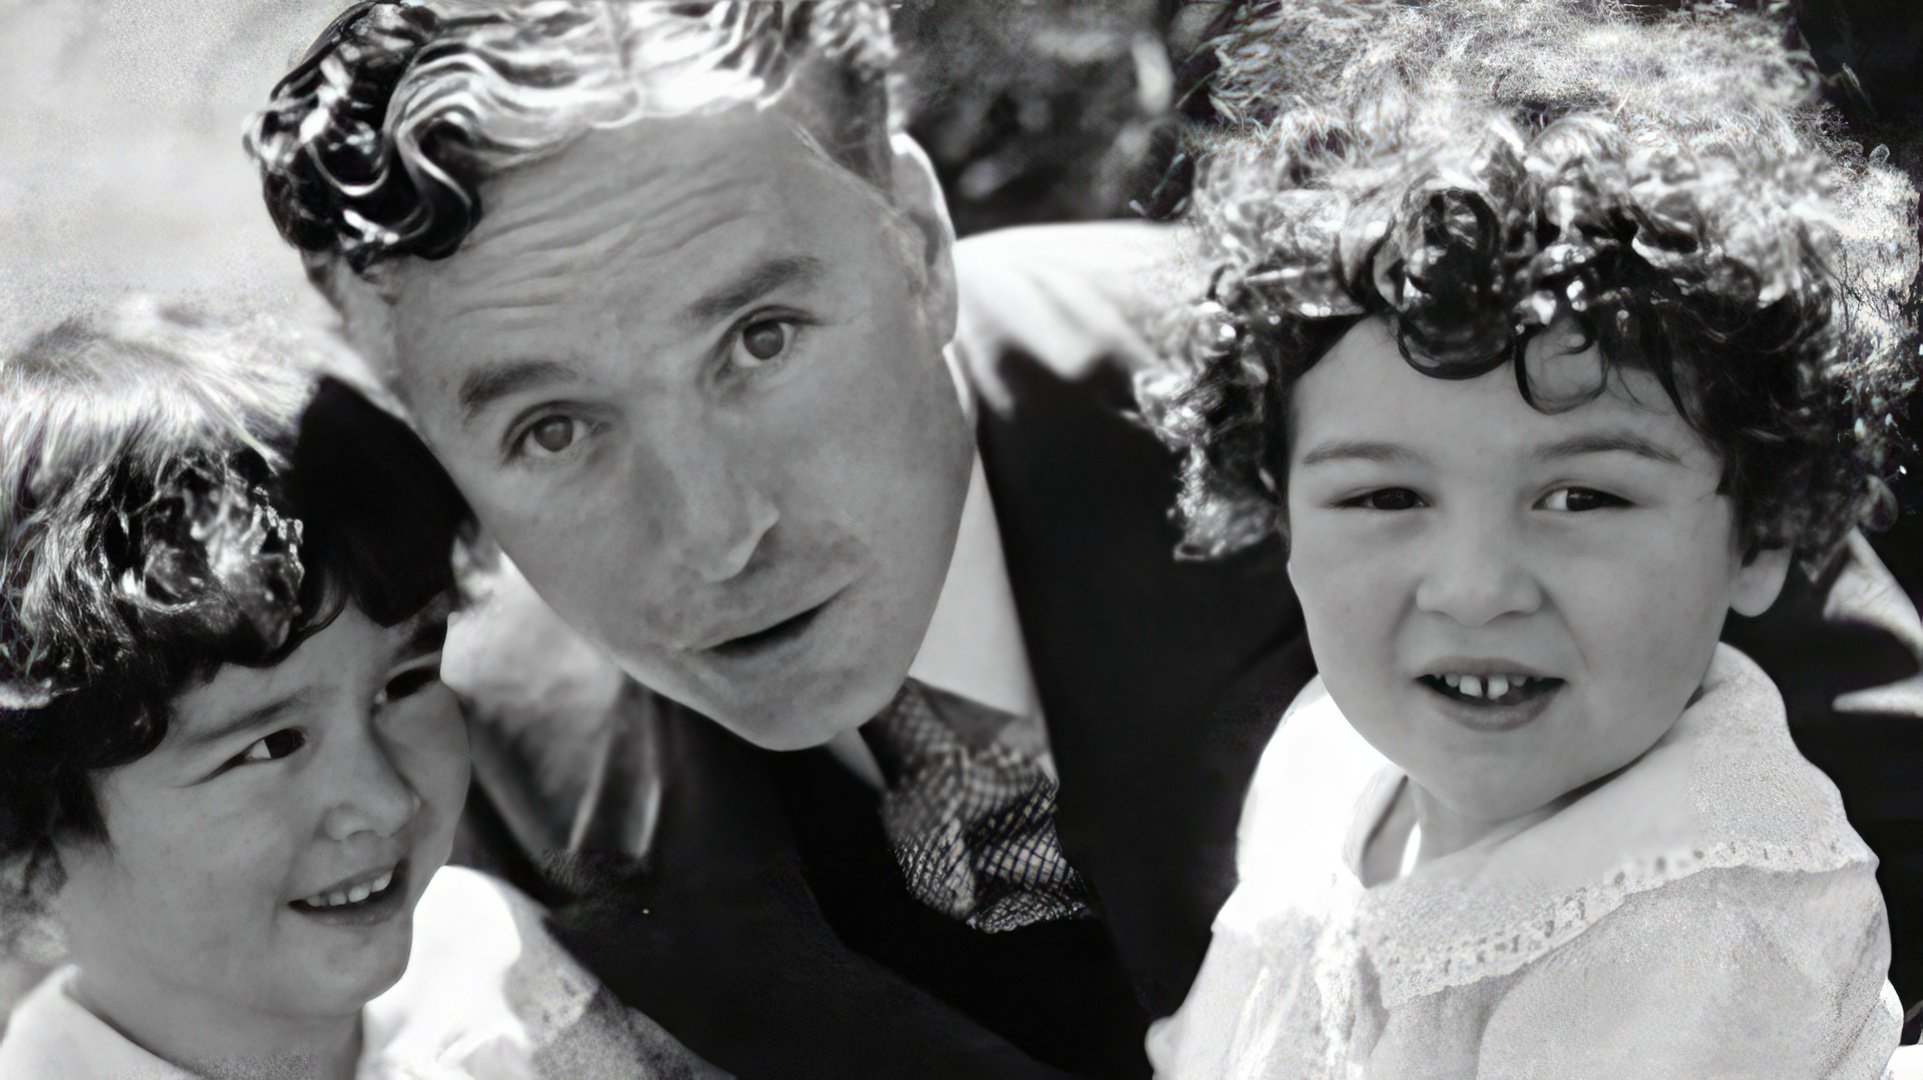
[288,861,408,926]
[707,597,835,660]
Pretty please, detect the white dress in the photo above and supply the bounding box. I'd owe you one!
[1149,644,1902,1079]
[0,866,724,1079]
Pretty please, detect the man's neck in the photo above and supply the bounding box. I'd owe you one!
[905,451,1040,721]
[827,346,1041,785]
[70,968,363,1080]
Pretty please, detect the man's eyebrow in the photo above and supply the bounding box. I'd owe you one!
[1297,439,1427,467]
[458,359,580,426]
[174,689,316,757]
[681,255,826,326]
[1532,431,1686,466]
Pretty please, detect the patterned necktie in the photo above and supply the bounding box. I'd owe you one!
[860,679,1095,934]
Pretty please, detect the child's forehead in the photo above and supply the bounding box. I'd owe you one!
[1291,318,1700,460]
[165,605,446,744]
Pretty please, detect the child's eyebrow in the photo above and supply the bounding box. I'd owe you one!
[395,614,450,662]
[1297,439,1426,467]
[1531,431,1685,466]
[174,689,318,756]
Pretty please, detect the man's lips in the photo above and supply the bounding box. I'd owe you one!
[704,592,840,658]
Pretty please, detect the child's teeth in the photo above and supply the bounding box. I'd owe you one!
[373,871,393,893]
[1460,675,1483,698]
[1487,674,1510,698]
[348,883,372,904]
[1443,673,1462,689]
[329,891,349,906]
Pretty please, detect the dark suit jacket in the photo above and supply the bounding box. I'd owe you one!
[453,223,1923,1076]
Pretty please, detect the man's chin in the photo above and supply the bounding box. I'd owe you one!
[709,677,903,753]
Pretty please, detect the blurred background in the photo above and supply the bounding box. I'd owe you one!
[2,0,1919,1029]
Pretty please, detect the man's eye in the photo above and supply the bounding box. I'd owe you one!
[731,318,796,370]
[236,729,305,765]
[510,414,590,461]
[1343,488,1426,511]
[1540,487,1628,512]
[528,416,578,454]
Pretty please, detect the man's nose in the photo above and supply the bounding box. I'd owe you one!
[641,429,779,585]
[1413,511,1543,628]
[318,719,421,844]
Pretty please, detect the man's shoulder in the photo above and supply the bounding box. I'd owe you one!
[952,220,1198,395]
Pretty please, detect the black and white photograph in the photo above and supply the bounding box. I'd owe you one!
[2,1,1921,1076]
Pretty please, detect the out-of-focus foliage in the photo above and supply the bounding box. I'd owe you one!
[892,0,1176,236]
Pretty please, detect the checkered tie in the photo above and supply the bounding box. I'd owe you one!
[860,679,1095,933]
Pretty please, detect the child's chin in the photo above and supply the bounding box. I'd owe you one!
[1423,775,1569,827]
[285,923,417,1016]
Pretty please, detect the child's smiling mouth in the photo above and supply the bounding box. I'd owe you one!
[288,860,410,928]
[1420,672,1563,707]
[1415,665,1567,732]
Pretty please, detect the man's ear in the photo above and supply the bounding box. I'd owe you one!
[1730,544,1792,618]
[886,133,958,345]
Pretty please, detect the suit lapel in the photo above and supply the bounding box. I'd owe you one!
[968,340,1311,1013]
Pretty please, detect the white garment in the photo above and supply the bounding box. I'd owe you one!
[0,867,719,1079]
[1149,644,1902,1079]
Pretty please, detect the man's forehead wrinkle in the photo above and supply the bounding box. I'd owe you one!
[680,254,828,327]
[469,181,748,268]
[443,186,765,313]
[410,209,771,352]
[467,116,776,256]
[459,359,581,423]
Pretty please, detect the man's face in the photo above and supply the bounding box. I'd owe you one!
[388,107,972,749]
[1285,320,1788,826]
[56,605,467,1031]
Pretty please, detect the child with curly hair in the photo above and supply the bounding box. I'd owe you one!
[1142,1,1918,1075]
[0,300,721,1078]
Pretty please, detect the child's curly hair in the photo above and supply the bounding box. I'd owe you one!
[1140,0,1920,566]
[0,299,469,931]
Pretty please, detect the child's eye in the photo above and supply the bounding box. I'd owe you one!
[1539,487,1628,512]
[373,658,443,710]
[235,728,306,765]
[1341,488,1427,511]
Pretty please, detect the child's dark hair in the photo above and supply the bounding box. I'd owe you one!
[0,299,470,922]
[1140,0,1919,564]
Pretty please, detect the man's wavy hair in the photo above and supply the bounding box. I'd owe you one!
[246,0,898,364]
[0,299,469,923]
[1140,0,1920,568]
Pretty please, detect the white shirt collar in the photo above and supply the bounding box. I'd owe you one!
[823,346,1045,786]
[905,448,1041,722]
[899,343,1038,714]
[905,344,1040,719]
[0,968,197,1079]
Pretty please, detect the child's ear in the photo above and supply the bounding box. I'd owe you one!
[1729,545,1792,618]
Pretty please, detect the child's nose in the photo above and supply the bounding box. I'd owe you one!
[1414,516,1543,627]
[317,723,422,844]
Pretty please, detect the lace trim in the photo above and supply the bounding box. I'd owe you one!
[1368,834,1873,1008]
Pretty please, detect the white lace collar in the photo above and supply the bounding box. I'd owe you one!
[1243,644,1875,1009]
[0,870,593,1080]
